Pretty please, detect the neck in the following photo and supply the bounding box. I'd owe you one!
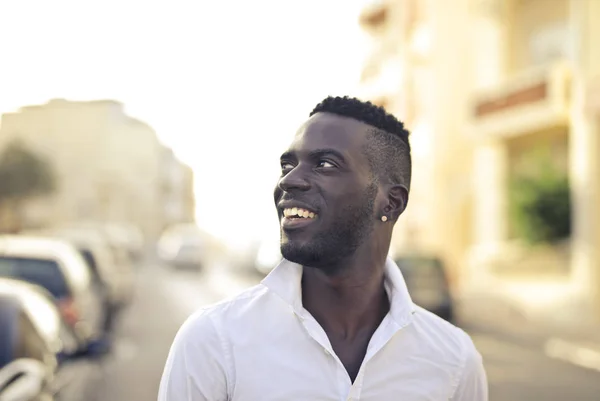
[301,243,390,339]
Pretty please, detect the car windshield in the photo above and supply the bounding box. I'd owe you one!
[395,257,447,285]
[0,257,70,299]
[0,299,17,369]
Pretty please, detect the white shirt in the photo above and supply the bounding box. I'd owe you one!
[158,258,488,401]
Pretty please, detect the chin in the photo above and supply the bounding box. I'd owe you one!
[281,241,320,266]
[280,241,342,274]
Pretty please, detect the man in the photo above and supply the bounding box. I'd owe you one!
[158,96,488,400]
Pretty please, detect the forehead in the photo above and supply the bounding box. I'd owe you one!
[287,112,371,155]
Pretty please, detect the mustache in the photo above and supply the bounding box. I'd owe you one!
[278,195,321,211]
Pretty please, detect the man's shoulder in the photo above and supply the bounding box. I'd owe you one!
[409,307,487,399]
[178,283,269,335]
[409,305,479,360]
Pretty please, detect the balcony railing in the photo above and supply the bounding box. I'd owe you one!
[466,61,571,139]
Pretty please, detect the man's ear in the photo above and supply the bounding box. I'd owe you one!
[387,185,409,221]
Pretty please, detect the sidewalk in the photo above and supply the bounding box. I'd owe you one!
[456,294,600,372]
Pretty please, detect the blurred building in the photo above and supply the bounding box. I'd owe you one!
[358,0,600,322]
[160,147,196,230]
[0,99,195,240]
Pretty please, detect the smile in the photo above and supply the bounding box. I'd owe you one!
[281,207,318,230]
[283,207,317,219]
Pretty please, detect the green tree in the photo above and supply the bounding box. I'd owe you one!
[0,140,56,232]
[509,149,571,244]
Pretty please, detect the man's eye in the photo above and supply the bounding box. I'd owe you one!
[317,160,336,168]
[281,162,294,171]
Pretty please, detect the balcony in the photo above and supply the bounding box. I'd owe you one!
[465,62,571,139]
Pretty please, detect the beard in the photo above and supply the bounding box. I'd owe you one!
[280,183,377,274]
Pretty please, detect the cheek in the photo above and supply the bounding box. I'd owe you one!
[374,190,387,210]
[327,187,370,212]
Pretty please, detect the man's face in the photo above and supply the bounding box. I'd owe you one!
[274,112,380,272]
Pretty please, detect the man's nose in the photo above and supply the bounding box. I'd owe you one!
[278,166,311,192]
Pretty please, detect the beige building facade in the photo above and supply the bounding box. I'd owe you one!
[160,146,196,230]
[358,0,600,323]
[0,99,195,240]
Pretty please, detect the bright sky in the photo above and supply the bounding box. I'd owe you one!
[0,0,372,246]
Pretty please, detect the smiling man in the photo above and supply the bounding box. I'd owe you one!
[158,96,488,401]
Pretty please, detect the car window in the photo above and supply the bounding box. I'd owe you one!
[395,257,447,286]
[0,299,18,369]
[396,257,444,274]
[0,257,71,299]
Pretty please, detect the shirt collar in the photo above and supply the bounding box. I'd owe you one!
[261,257,415,327]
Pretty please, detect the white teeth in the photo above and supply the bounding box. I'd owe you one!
[283,207,316,219]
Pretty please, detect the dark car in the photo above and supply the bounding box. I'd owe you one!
[394,254,454,322]
[0,278,106,401]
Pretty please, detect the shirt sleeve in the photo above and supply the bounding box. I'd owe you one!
[158,310,230,401]
[450,335,488,401]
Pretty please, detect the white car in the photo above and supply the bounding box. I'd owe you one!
[157,224,206,270]
[104,223,145,261]
[24,227,135,310]
[0,235,106,347]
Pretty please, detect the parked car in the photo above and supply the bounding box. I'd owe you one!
[0,278,105,401]
[157,224,205,270]
[394,254,454,322]
[0,235,108,349]
[104,223,145,262]
[55,223,138,296]
[0,358,48,401]
[60,227,135,310]
[23,227,135,330]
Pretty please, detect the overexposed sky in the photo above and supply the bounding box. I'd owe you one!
[0,0,371,245]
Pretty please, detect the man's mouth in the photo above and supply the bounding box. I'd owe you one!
[281,207,318,230]
[283,207,317,220]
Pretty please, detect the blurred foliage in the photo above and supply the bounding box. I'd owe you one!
[0,139,56,201]
[509,148,571,244]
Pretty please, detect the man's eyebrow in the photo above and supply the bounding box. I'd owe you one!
[308,148,347,162]
[280,151,295,161]
[279,148,347,162]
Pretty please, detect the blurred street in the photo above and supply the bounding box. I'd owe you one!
[1,1,600,399]
[94,256,600,401]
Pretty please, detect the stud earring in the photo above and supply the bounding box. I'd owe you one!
[381,216,388,222]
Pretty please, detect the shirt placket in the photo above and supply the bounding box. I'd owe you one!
[347,316,402,401]
[295,309,404,401]
[346,372,364,401]
[295,309,354,399]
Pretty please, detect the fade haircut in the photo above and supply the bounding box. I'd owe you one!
[309,96,412,192]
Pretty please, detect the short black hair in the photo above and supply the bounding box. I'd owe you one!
[309,96,412,192]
